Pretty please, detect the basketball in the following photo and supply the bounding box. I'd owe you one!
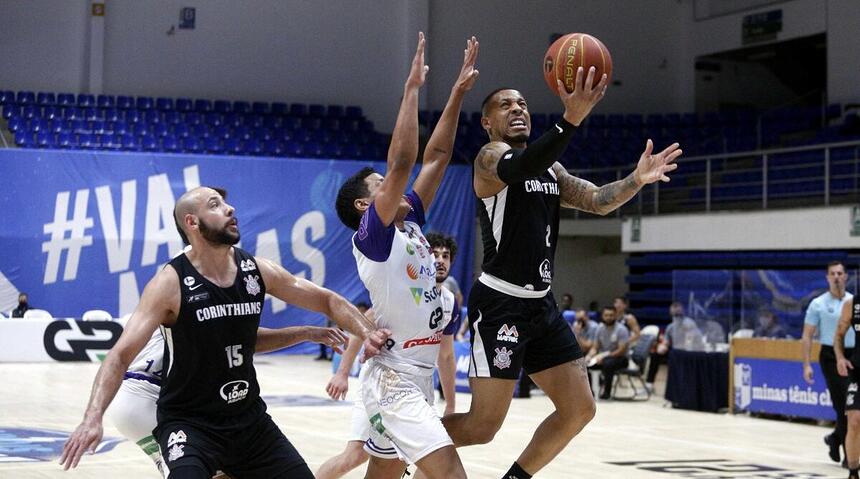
[543,33,612,95]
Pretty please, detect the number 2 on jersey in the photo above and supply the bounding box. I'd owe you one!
[545,225,551,247]
[225,344,243,368]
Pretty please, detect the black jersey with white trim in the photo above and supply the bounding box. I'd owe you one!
[477,163,560,295]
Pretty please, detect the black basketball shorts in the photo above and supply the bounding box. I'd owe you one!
[467,280,583,380]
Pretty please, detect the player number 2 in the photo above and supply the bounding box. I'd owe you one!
[545,225,551,247]
[225,344,243,368]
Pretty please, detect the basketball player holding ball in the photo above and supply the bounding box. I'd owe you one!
[441,33,683,479]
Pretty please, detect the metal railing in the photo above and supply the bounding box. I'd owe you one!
[566,140,860,218]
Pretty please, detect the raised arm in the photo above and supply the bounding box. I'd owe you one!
[257,257,389,358]
[375,32,428,226]
[60,266,179,470]
[551,139,681,215]
[413,36,479,208]
[473,66,607,198]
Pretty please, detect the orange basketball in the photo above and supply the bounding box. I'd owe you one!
[543,33,612,95]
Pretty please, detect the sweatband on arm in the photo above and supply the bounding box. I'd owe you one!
[496,118,577,184]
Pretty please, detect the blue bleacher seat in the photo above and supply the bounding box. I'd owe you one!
[102,108,120,122]
[194,99,212,112]
[141,135,159,151]
[191,124,209,138]
[245,114,264,129]
[42,106,60,120]
[205,112,223,127]
[253,128,273,141]
[162,135,180,153]
[151,123,170,138]
[264,140,284,156]
[66,119,86,133]
[205,137,223,154]
[183,112,202,126]
[90,120,106,134]
[6,117,24,133]
[56,93,75,107]
[156,97,174,111]
[82,107,100,121]
[323,143,342,158]
[16,91,35,105]
[0,90,14,105]
[234,101,251,114]
[14,131,33,147]
[271,102,288,116]
[224,138,242,155]
[47,119,64,134]
[251,102,268,115]
[56,132,74,149]
[262,116,282,130]
[172,123,190,138]
[143,110,161,124]
[163,111,181,125]
[37,92,56,106]
[76,94,95,107]
[175,98,193,112]
[327,105,344,118]
[78,133,98,149]
[35,131,54,148]
[245,139,264,156]
[284,141,303,157]
[135,97,153,110]
[234,125,252,141]
[121,134,140,151]
[213,125,231,140]
[97,95,115,108]
[342,143,362,159]
[103,134,123,150]
[122,109,140,123]
[2,105,20,119]
[111,120,130,135]
[213,100,231,114]
[21,105,38,120]
[132,123,149,137]
[180,136,204,153]
[116,95,134,110]
[290,103,307,117]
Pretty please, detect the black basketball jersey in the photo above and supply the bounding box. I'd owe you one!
[851,299,860,365]
[477,166,560,293]
[158,247,266,420]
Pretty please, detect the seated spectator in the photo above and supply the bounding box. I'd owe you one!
[572,307,600,351]
[682,302,726,344]
[559,293,574,313]
[585,306,630,400]
[754,309,790,339]
[646,301,705,390]
[615,296,641,345]
[11,293,30,318]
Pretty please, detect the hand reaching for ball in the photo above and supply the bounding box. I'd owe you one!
[405,32,429,90]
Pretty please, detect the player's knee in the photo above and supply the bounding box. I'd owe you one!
[468,418,504,445]
[848,412,860,430]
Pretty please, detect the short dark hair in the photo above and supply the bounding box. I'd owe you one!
[601,306,615,314]
[827,260,845,272]
[615,296,629,305]
[481,87,516,116]
[336,167,377,231]
[424,232,458,261]
[355,301,370,310]
[174,186,228,246]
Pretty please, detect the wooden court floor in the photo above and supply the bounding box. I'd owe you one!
[0,355,846,478]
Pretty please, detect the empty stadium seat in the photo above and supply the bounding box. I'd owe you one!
[37,92,56,106]
[156,97,174,111]
[97,95,116,108]
[17,91,35,105]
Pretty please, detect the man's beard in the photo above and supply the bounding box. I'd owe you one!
[199,218,240,246]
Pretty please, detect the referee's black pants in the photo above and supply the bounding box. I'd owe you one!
[820,345,853,445]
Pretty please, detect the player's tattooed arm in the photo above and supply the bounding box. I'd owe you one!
[552,163,641,215]
[473,141,511,198]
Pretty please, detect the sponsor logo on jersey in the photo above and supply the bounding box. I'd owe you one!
[220,380,250,404]
[524,179,559,195]
[183,276,196,287]
[406,264,419,280]
[187,292,210,303]
[369,413,386,434]
[403,331,443,349]
[494,347,513,369]
[168,444,185,461]
[410,287,424,305]
[167,430,187,447]
[240,259,257,272]
[196,302,262,321]
[539,259,552,284]
[244,274,261,296]
[378,389,411,407]
[406,243,415,255]
[497,324,519,343]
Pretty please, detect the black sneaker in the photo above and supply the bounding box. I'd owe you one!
[825,433,842,463]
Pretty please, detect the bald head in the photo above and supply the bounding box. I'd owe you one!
[173,187,232,246]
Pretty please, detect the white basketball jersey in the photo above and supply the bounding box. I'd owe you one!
[126,328,164,381]
[354,221,450,376]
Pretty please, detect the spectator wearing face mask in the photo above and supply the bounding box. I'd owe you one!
[11,293,30,318]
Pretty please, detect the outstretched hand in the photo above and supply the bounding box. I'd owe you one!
[557,66,608,126]
[307,327,349,355]
[59,418,103,470]
[452,36,480,93]
[405,32,429,90]
[633,140,682,185]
